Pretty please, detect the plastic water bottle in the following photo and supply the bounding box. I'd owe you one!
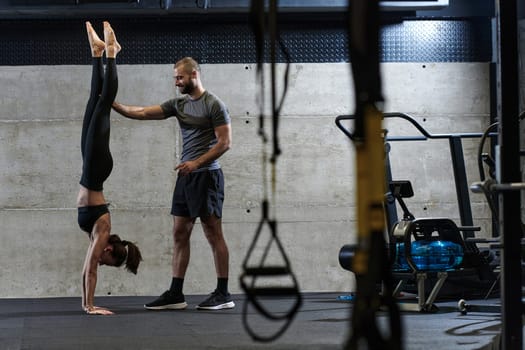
[394,240,464,271]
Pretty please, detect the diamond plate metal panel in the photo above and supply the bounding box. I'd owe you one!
[381,19,491,62]
[0,17,491,65]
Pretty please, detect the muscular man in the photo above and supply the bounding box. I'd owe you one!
[112,57,234,310]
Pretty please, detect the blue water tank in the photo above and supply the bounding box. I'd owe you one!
[394,240,464,271]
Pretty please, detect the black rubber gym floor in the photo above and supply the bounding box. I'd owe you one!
[0,293,503,350]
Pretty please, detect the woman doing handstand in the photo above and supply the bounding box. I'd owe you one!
[77,21,142,315]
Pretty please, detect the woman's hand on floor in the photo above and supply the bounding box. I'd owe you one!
[85,306,114,315]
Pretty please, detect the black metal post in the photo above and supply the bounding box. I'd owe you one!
[495,0,522,348]
[449,136,475,229]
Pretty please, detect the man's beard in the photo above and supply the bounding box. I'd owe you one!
[179,81,195,95]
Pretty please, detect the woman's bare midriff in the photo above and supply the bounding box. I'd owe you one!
[77,185,107,207]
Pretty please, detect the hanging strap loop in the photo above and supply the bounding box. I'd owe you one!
[240,199,302,315]
[240,201,302,342]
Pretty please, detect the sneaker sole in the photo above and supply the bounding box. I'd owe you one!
[196,301,235,310]
[144,302,188,310]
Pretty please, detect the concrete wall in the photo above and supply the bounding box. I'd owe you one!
[0,62,491,298]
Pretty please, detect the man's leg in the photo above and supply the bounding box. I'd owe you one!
[172,215,195,278]
[196,214,235,310]
[143,216,194,311]
[200,214,229,278]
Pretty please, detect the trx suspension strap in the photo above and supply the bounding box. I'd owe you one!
[345,1,402,349]
[240,0,302,343]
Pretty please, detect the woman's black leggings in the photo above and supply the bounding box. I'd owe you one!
[80,57,118,191]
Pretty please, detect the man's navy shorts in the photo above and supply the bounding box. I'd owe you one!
[171,169,224,218]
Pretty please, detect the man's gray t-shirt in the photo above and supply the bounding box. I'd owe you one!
[160,91,230,171]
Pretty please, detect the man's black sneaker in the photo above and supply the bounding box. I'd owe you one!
[144,290,187,310]
[196,290,235,310]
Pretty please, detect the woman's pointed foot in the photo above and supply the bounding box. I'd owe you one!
[86,21,105,57]
[103,21,121,58]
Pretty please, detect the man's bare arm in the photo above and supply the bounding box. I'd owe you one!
[112,101,167,120]
[176,123,232,175]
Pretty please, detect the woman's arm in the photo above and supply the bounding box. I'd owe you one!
[112,101,166,120]
[81,247,90,311]
[82,217,113,315]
